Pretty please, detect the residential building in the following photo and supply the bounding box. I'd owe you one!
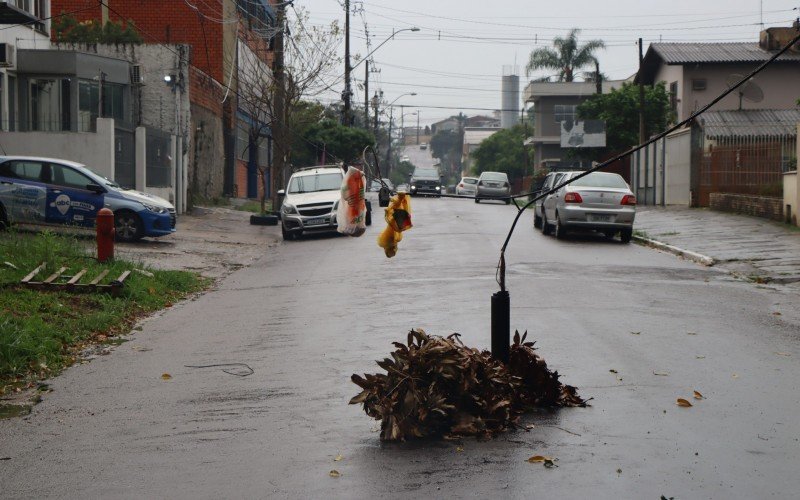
[52,0,277,202]
[461,127,499,174]
[431,117,460,134]
[522,80,625,172]
[635,25,800,123]
[633,24,800,208]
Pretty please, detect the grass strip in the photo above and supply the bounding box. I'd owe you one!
[0,229,207,393]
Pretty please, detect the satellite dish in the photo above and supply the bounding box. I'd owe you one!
[725,74,764,110]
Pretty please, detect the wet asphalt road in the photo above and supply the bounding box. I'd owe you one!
[2,192,800,498]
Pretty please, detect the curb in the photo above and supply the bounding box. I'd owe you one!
[633,236,716,267]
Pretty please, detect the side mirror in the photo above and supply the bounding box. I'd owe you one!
[277,189,285,197]
[86,183,105,194]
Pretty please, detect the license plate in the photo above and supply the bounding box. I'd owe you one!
[306,218,327,226]
[589,214,612,222]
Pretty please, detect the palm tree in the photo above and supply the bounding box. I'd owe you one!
[525,29,605,82]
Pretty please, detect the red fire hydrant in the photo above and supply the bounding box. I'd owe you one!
[96,208,115,263]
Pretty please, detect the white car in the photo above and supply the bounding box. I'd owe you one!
[278,166,371,240]
[456,176,479,196]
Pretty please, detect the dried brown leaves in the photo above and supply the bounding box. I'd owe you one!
[350,329,587,441]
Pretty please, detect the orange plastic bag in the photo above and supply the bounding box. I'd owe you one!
[336,167,367,237]
[377,192,412,258]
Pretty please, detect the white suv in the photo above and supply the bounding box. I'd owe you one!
[278,166,371,240]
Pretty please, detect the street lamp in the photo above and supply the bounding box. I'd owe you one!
[347,26,420,127]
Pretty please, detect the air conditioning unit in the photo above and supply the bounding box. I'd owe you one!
[0,44,15,68]
[130,64,143,85]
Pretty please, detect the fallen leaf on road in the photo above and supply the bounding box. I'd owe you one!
[653,371,669,376]
[329,470,340,478]
[161,373,172,380]
[617,468,623,474]
[609,369,618,374]
[527,455,553,463]
[456,446,464,453]
[334,454,343,462]
[732,373,739,379]
[630,331,641,335]
[687,332,698,336]
[676,398,692,407]
[696,356,705,359]
[693,390,704,400]
[773,312,782,316]
[525,424,535,430]
[131,345,151,352]
[775,352,791,357]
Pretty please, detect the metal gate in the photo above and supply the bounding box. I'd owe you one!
[114,126,135,189]
[697,136,795,206]
[146,127,172,187]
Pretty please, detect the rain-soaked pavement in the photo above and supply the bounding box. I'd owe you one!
[2,186,800,498]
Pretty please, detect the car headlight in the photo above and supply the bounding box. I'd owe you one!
[141,202,167,214]
[282,203,297,215]
[435,186,440,191]
[410,184,416,189]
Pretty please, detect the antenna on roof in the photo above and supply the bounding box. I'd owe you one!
[725,74,764,110]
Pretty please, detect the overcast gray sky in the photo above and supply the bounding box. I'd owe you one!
[295,0,800,125]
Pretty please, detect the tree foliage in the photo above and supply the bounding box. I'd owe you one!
[525,29,604,82]
[53,14,143,44]
[577,82,673,155]
[430,129,464,171]
[300,119,375,166]
[470,125,532,181]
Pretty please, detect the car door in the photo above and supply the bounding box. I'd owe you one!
[0,159,47,224]
[536,173,555,216]
[45,162,105,227]
[543,173,566,220]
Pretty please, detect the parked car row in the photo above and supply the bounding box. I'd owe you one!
[533,170,636,243]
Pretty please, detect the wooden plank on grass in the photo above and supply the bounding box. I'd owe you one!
[67,269,88,285]
[21,263,45,283]
[88,269,110,286]
[112,270,131,285]
[43,267,68,284]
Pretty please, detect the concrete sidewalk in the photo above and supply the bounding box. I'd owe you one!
[634,206,800,285]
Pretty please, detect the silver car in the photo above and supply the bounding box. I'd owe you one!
[456,176,478,196]
[540,171,636,242]
[475,171,511,204]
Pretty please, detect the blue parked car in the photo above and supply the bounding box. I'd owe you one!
[0,156,176,242]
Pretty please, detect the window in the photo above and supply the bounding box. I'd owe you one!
[7,75,16,132]
[691,79,706,91]
[554,104,577,123]
[79,80,126,131]
[8,161,43,182]
[50,163,93,190]
[29,78,66,131]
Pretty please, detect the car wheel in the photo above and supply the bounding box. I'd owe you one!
[620,228,633,244]
[533,212,542,229]
[281,224,294,241]
[554,213,567,240]
[115,210,144,242]
[541,213,551,235]
[475,198,480,203]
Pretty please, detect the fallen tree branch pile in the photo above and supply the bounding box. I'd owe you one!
[350,329,587,441]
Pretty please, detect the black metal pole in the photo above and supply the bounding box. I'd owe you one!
[491,290,510,364]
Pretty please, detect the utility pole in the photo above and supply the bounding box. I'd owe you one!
[638,38,645,145]
[343,0,352,126]
[416,110,420,145]
[271,2,286,210]
[364,60,369,128]
[372,92,379,133]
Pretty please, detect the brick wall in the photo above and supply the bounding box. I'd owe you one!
[709,193,783,221]
[54,0,225,82]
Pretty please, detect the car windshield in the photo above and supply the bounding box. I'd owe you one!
[570,172,628,189]
[288,172,343,193]
[463,178,478,184]
[481,172,507,181]
[414,168,439,178]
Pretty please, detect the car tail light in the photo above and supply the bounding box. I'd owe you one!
[458,183,464,188]
[564,192,583,203]
[620,195,637,205]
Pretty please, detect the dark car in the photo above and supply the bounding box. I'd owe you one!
[409,167,441,197]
